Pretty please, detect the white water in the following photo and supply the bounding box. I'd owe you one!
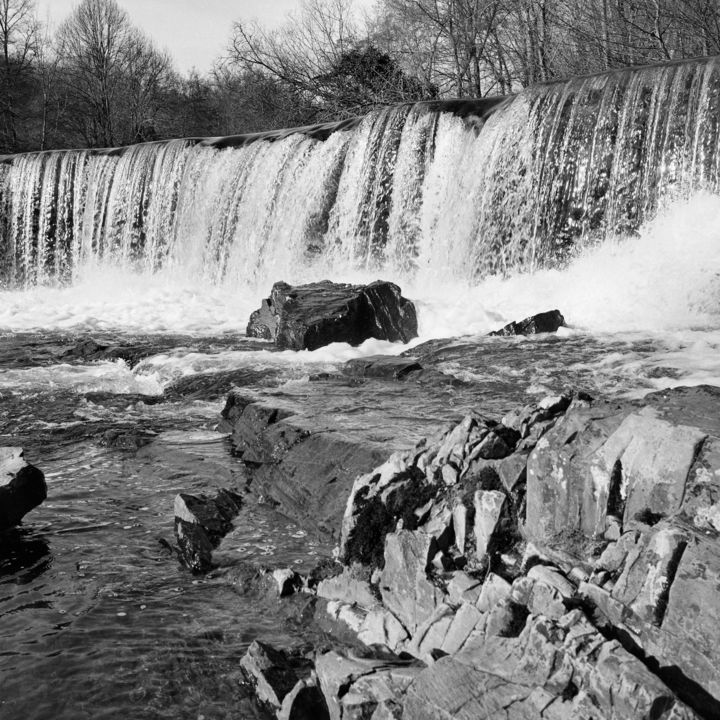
[1,193,718,336]
[0,193,719,399]
[2,58,720,397]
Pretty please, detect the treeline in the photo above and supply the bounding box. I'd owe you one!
[3,0,720,153]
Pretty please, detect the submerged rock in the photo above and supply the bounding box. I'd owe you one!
[342,355,422,380]
[0,449,46,531]
[246,280,418,350]
[489,309,566,336]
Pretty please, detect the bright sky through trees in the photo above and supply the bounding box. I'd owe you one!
[35,0,345,72]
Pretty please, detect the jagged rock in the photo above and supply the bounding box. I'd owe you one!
[174,519,214,573]
[317,566,377,608]
[238,389,720,719]
[173,489,242,572]
[526,403,706,545]
[525,401,628,544]
[511,575,566,619]
[273,568,303,597]
[473,489,506,559]
[489,309,566,336]
[246,280,418,350]
[358,607,409,651]
[326,600,367,633]
[418,502,453,551]
[527,565,576,599]
[228,393,399,541]
[315,651,420,720]
[277,675,330,720]
[342,355,422,380]
[451,502,468,554]
[441,602,483,654]
[495,452,528,493]
[407,603,455,662]
[474,430,514,460]
[447,571,482,605]
[240,640,309,712]
[0,449,46,531]
[403,612,698,719]
[379,530,443,635]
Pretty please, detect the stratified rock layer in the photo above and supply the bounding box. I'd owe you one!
[246,280,418,350]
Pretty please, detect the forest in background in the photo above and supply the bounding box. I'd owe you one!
[2,0,720,153]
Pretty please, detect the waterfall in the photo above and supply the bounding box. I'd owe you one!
[2,56,720,290]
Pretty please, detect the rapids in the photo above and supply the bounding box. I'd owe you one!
[3,56,720,719]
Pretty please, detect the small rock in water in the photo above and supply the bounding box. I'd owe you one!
[0,453,47,531]
[489,309,566,336]
[173,488,243,573]
[246,280,418,350]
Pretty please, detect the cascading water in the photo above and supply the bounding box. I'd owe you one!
[3,56,720,295]
[5,57,720,720]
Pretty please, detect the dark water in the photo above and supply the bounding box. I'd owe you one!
[0,327,708,719]
[0,333,334,720]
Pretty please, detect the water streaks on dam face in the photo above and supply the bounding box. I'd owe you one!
[3,56,720,293]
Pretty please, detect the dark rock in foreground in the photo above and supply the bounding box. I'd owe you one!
[489,309,566,336]
[0,448,46,531]
[173,488,243,572]
[247,280,418,350]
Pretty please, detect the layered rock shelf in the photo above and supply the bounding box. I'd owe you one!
[235,385,720,719]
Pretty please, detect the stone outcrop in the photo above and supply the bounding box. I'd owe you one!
[246,280,418,350]
[0,448,46,531]
[243,386,720,719]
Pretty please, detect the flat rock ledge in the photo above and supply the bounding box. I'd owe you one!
[246,280,418,350]
[242,385,720,720]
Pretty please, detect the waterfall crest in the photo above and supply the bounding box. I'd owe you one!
[2,57,720,289]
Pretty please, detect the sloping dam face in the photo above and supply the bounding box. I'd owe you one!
[0,57,719,289]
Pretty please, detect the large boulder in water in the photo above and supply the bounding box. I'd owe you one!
[246,280,418,350]
[0,448,46,531]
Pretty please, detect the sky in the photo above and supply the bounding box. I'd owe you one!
[35,0,313,74]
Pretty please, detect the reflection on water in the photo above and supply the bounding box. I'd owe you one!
[0,528,51,583]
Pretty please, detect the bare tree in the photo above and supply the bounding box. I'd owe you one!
[0,0,38,151]
[55,0,172,147]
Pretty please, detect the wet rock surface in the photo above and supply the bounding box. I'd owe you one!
[241,386,720,719]
[246,280,418,350]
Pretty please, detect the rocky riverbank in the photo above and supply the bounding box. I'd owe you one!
[229,383,720,719]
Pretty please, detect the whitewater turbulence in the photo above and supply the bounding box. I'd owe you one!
[2,56,720,335]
